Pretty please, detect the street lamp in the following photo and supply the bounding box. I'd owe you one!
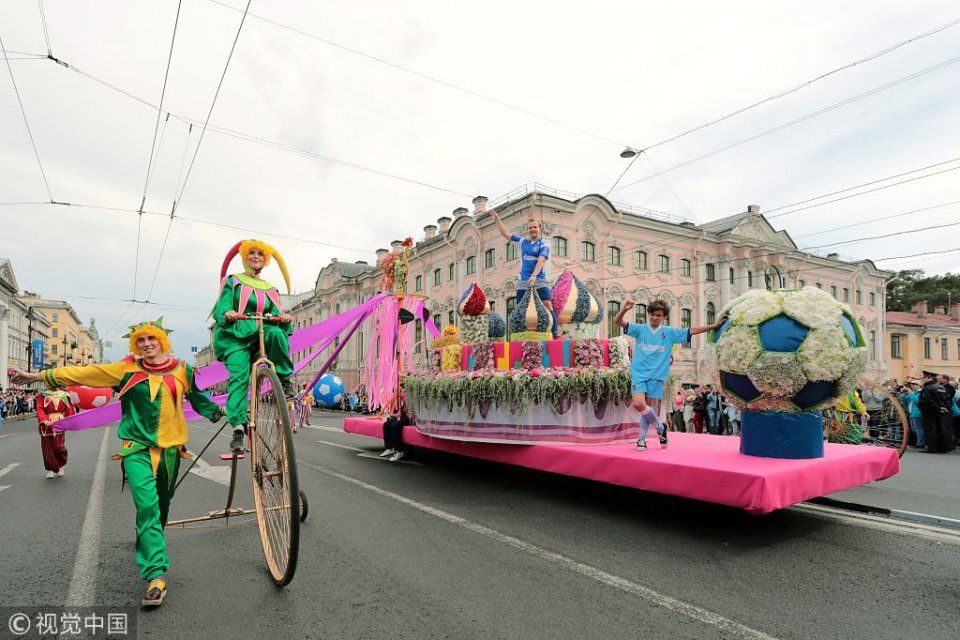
[619,147,639,159]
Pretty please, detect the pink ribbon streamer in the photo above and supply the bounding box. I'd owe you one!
[54,294,388,431]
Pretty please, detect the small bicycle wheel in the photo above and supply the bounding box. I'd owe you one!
[299,490,309,522]
[859,379,910,458]
[249,366,300,586]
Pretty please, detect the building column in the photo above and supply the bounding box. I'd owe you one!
[0,303,9,390]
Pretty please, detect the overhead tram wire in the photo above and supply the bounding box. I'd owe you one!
[638,15,960,153]
[135,0,183,299]
[36,0,53,56]
[803,218,960,250]
[611,53,960,194]
[795,199,960,238]
[144,0,253,303]
[206,0,960,154]
[764,155,960,215]
[42,57,475,198]
[0,34,53,201]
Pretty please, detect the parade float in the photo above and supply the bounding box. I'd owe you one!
[404,270,641,445]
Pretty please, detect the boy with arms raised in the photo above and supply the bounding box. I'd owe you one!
[615,299,725,450]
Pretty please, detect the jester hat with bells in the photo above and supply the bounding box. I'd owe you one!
[220,239,292,294]
[123,317,173,356]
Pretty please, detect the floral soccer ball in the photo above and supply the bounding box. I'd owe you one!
[709,287,867,412]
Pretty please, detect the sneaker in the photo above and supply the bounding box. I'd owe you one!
[636,439,647,451]
[389,451,406,462]
[57,468,65,477]
[659,431,669,449]
[379,448,395,458]
[229,427,246,453]
[45,470,55,479]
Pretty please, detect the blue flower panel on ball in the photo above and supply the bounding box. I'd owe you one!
[839,313,865,348]
[791,380,837,410]
[757,314,810,352]
[709,317,732,344]
[720,371,762,403]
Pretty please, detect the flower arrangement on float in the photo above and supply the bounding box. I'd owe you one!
[403,365,632,418]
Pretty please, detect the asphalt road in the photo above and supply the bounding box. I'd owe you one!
[0,413,957,640]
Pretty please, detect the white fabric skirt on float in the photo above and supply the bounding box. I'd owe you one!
[412,398,640,445]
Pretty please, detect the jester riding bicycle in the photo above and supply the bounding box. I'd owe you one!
[213,239,296,452]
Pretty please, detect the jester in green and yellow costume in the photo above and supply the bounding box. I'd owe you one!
[213,239,294,451]
[36,319,224,606]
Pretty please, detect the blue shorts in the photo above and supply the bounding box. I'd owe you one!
[631,378,664,399]
[517,281,552,302]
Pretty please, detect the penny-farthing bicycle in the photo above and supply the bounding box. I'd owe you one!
[169,313,303,586]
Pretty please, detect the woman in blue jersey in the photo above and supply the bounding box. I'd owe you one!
[491,210,559,338]
[614,299,725,450]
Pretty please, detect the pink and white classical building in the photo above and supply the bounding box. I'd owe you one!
[290,185,892,390]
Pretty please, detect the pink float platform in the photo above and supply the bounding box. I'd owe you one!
[343,417,899,514]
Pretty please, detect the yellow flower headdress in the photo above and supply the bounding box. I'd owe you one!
[221,239,291,293]
[122,317,173,356]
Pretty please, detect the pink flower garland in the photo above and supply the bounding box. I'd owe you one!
[473,342,495,371]
[574,338,602,367]
[521,340,543,369]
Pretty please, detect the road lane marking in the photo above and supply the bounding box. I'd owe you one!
[0,433,14,439]
[188,455,233,486]
[303,424,352,434]
[65,429,110,607]
[316,440,364,453]
[791,502,960,546]
[298,459,780,640]
[0,462,20,478]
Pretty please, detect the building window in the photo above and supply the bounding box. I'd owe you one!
[635,304,647,324]
[815,282,822,289]
[51,344,58,354]
[434,269,441,286]
[433,314,441,328]
[552,236,568,258]
[465,256,476,275]
[415,275,422,292]
[830,285,837,298]
[506,243,517,261]
[607,301,621,338]
[869,292,876,306]
[448,310,455,327]
[729,268,735,284]
[634,251,648,270]
[52,328,58,338]
[705,264,715,281]
[706,302,716,325]
[506,296,517,337]
[924,337,931,359]
[891,335,901,358]
[489,301,496,312]
[580,241,595,262]
[680,259,691,277]
[681,309,692,346]
[448,263,455,281]
[657,255,669,273]
[869,330,876,358]
[942,338,949,360]
[843,288,849,302]
[484,248,495,269]
[52,314,59,322]
[856,289,862,305]
[747,271,753,287]
[607,246,621,266]
[415,321,423,353]
[799,279,806,288]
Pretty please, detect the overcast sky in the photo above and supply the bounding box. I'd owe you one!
[2,0,958,361]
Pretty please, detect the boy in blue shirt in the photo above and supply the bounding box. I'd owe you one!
[614,299,725,450]
[491,210,559,338]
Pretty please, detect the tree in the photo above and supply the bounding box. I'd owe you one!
[886,269,960,312]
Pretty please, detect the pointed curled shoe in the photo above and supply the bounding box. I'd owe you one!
[141,578,167,607]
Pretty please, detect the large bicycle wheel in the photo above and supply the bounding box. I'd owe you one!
[859,379,909,458]
[249,366,300,585]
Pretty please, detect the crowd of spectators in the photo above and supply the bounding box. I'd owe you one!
[1,390,36,420]
[667,386,740,435]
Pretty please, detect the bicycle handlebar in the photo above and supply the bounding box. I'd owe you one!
[233,313,284,322]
